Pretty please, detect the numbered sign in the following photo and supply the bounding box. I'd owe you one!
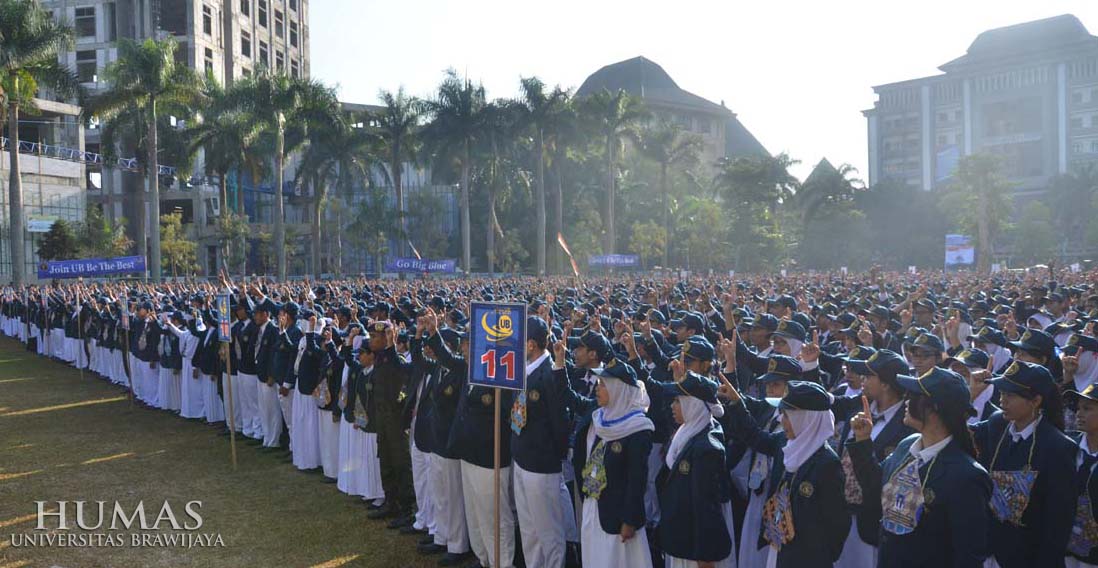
[469,302,527,391]
[217,293,231,342]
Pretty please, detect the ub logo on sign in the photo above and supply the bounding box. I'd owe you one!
[481,311,513,342]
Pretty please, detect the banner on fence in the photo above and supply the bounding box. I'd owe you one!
[384,258,457,273]
[37,256,147,279]
[587,254,639,268]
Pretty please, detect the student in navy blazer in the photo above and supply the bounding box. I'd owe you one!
[848,367,992,568]
[1063,383,1098,568]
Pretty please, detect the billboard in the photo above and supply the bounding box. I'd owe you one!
[37,256,147,279]
[588,254,639,268]
[945,234,975,267]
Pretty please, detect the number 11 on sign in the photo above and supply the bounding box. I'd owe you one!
[480,349,516,381]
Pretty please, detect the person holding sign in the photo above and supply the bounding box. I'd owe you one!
[971,361,1076,568]
[847,366,991,567]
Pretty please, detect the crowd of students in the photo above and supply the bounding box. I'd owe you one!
[2,268,1098,568]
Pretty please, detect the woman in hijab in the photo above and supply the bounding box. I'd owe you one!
[973,360,1076,568]
[571,357,655,568]
[1064,335,1098,395]
[1063,383,1098,568]
[657,366,735,568]
[719,377,849,568]
[847,367,992,567]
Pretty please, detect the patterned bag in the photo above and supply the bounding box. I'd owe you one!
[748,452,770,492]
[841,449,863,505]
[510,391,528,435]
[581,440,608,499]
[881,458,925,535]
[762,483,795,548]
[990,469,1038,527]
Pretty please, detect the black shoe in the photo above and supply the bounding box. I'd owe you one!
[437,552,473,567]
[367,505,396,520]
[417,543,445,555]
[418,535,436,546]
[322,477,337,484]
[399,523,422,535]
[387,514,413,530]
[366,501,384,510]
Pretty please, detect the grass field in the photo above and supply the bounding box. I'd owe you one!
[0,337,437,568]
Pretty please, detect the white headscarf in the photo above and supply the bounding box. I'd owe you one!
[665,394,724,469]
[1074,351,1098,392]
[782,405,835,472]
[783,338,803,359]
[984,343,1012,372]
[592,377,655,442]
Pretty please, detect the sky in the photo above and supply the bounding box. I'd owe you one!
[311,0,1098,181]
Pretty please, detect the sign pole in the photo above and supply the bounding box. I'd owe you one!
[224,343,238,471]
[493,387,501,568]
[123,325,133,408]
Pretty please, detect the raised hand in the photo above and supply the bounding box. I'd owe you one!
[670,358,686,383]
[717,371,740,403]
[850,412,873,442]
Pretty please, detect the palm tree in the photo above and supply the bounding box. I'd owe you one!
[634,118,702,267]
[93,38,201,282]
[543,96,580,273]
[581,88,647,254]
[222,68,338,280]
[795,158,862,225]
[515,77,568,275]
[296,109,381,277]
[477,100,525,273]
[1,0,80,285]
[422,70,486,274]
[374,89,420,258]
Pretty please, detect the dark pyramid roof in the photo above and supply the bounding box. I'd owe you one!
[941,14,1097,70]
[576,56,730,115]
[725,115,769,157]
[802,158,838,186]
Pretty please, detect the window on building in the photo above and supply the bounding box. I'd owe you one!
[1093,89,1098,102]
[275,9,284,37]
[289,0,298,10]
[1073,117,1085,129]
[290,22,298,47]
[202,5,212,35]
[242,67,251,77]
[1075,91,1085,104]
[275,50,284,72]
[204,47,214,73]
[240,0,249,17]
[75,7,96,38]
[241,30,251,58]
[259,40,269,67]
[290,59,299,78]
[1074,142,1083,154]
[1092,141,1098,154]
[105,3,117,41]
[258,0,268,27]
[75,50,97,82]
[937,135,947,146]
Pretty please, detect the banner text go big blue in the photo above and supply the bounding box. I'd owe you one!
[468,302,527,391]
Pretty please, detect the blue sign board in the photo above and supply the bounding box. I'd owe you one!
[37,255,147,279]
[588,254,639,268]
[217,293,231,342]
[468,302,527,391]
[385,258,458,273]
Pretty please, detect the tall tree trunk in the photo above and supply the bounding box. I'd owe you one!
[461,140,471,275]
[219,170,229,273]
[393,156,405,258]
[976,186,990,273]
[148,98,162,282]
[7,95,25,285]
[536,128,546,275]
[661,162,670,268]
[554,162,564,274]
[334,205,343,276]
[234,171,246,276]
[605,135,615,254]
[312,176,324,278]
[486,187,496,275]
[274,116,286,280]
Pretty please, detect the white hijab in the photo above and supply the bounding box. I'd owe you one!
[665,394,725,469]
[784,338,803,359]
[593,377,655,442]
[1074,351,1098,392]
[984,343,1012,373]
[782,405,835,472]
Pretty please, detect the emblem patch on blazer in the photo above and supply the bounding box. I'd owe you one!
[529,389,541,402]
[924,488,935,505]
[799,481,814,498]
[444,385,454,396]
[678,460,690,474]
[611,441,623,454]
[481,393,493,406]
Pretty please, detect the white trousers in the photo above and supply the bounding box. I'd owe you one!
[461,461,515,568]
[222,374,243,432]
[201,373,225,423]
[514,464,574,568]
[430,455,470,554]
[411,439,436,533]
[290,389,320,470]
[1066,558,1098,568]
[257,381,284,447]
[318,409,341,479]
[646,442,664,526]
[835,517,876,568]
[237,373,261,439]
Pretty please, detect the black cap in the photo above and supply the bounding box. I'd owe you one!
[681,335,715,362]
[658,373,719,404]
[895,367,972,413]
[987,361,1056,399]
[1065,383,1098,404]
[767,380,832,411]
[947,348,991,370]
[1008,328,1056,359]
[758,355,802,383]
[772,320,806,343]
[751,313,780,332]
[527,316,549,345]
[865,350,910,382]
[591,357,637,386]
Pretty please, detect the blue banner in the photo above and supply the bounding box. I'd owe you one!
[217,293,231,342]
[588,254,639,267]
[37,255,147,279]
[468,302,527,391]
[385,258,458,273]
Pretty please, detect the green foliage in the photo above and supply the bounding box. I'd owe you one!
[36,219,79,260]
[77,206,132,258]
[495,229,529,274]
[0,0,81,111]
[406,192,450,259]
[347,186,402,274]
[939,153,1014,270]
[1011,202,1057,265]
[159,212,197,277]
[628,220,666,269]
